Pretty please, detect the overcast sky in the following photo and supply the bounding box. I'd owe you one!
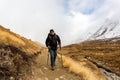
[0,0,120,46]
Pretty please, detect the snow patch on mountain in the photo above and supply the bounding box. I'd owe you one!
[89,18,120,39]
[77,16,120,43]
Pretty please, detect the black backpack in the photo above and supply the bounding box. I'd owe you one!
[48,34,58,43]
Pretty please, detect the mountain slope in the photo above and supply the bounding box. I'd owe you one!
[0,25,43,79]
[89,18,120,40]
[78,17,120,42]
[62,37,120,78]
[0,25,42,55]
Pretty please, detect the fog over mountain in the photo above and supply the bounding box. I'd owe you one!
[0,0,120,45]
[78,16,120,42]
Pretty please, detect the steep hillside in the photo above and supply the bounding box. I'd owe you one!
[89,19,120,39]
[0,25,42,79]
[78,17,120,42]
[0,25,42,55]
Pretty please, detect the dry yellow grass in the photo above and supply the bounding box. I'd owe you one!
[57,54,108,80]
[0,25,42,55]
[62,38,120,76]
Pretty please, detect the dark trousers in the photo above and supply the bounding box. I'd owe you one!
[49,49,57,68]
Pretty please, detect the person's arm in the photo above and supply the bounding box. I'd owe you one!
[45,35,49,47]
[57,35,61,50]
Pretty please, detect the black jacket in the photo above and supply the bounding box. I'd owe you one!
[45,33,61,50]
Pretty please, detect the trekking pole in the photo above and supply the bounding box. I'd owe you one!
[47,51,49,66]
[60,50,63,68]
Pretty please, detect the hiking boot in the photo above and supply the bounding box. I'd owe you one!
[51,67,55,71]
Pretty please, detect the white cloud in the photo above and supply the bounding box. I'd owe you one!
[68,0,105,14]
[0,0,67,45]
[0,0,120,46]
[67,0,120,42]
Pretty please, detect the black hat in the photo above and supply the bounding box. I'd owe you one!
[50,29,54,32]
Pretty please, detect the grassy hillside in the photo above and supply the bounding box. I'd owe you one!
[62,38,120,76]
[0,25,42,55]
[0,25,43,79]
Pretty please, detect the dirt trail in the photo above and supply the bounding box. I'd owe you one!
[24,49,109,80]
[28,49,81,80]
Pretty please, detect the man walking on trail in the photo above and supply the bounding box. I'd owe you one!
[45,29,61,70]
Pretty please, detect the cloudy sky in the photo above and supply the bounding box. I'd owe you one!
[0,0,120,46]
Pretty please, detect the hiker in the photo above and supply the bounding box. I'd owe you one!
[45,29,61,70]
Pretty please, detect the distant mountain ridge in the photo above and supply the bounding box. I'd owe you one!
[89,18,120,40]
